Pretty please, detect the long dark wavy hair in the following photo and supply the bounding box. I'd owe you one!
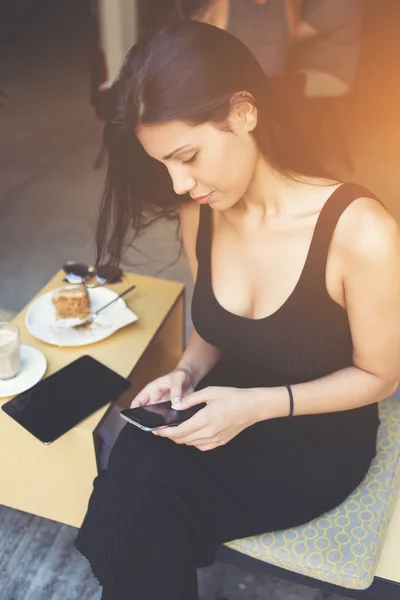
[96,20,324,267]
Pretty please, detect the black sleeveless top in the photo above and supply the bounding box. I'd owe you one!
[191,183,381,450]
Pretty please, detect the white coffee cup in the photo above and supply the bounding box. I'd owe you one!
[0,323,21,380]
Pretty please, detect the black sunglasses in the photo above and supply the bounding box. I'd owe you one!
[62,262,123,287]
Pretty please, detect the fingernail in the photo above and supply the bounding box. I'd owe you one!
[171,397,181,408]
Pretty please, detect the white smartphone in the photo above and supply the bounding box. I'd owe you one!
[120,400,206,432]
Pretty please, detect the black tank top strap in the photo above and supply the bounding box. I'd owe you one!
[300,183,383,290]
[194,184,383,291]
[195,204,212,266]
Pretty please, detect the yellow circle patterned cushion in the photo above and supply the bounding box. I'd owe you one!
[225,395,400,590]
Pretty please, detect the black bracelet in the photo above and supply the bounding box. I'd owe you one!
[285,384,294,417]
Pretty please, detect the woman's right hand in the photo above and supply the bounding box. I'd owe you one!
[130,367,195,408]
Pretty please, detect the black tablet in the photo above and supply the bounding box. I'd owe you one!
[1,355,131,444]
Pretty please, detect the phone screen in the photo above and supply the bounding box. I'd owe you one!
[121,401,206,430]
[2,355,131,444]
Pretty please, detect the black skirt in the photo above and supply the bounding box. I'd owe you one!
[75,362,377,600]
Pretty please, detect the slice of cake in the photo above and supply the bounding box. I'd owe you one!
[52,284,90,320]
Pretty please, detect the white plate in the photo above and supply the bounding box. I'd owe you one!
[0,345,47,398]
[25,287,139,347]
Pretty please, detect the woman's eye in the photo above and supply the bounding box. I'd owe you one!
[182,153,198,165]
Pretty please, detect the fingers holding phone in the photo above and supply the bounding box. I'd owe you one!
[170,367,195,408]
[130,367,194,409]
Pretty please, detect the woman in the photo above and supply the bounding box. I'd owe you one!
[75,21,400,600]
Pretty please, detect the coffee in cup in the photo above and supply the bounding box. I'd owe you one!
[0,323,21,380]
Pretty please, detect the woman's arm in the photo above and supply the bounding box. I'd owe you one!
[250,198,400,420]
[175,201,222,387]
[252,365,398,421]
[176,326,222,388]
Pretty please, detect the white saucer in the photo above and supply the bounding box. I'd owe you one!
[0,345,47,398]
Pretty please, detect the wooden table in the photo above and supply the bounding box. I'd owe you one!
[0,270,185,528]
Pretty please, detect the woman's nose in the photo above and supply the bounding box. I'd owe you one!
[170,169,196,196]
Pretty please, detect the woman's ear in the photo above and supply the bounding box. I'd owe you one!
[227,92,258,134]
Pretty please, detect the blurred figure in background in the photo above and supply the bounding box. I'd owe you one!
[175,0,363,95]
[175,0,291,76]
[287,0,363,97]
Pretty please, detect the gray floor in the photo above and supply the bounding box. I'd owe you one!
[0,1,399,598]
[0,506,329,600]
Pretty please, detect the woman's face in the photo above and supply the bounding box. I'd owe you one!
[136,116,260,210]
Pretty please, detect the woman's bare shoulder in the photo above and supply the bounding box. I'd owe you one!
[335,196,399,264]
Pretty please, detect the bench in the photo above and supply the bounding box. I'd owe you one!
[218,392,400,599]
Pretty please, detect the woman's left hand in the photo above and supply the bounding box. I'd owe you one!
[153,386,258,451]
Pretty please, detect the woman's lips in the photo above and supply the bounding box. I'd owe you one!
[192,192,213,205]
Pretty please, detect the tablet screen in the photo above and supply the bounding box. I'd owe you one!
[2,355,131,444]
